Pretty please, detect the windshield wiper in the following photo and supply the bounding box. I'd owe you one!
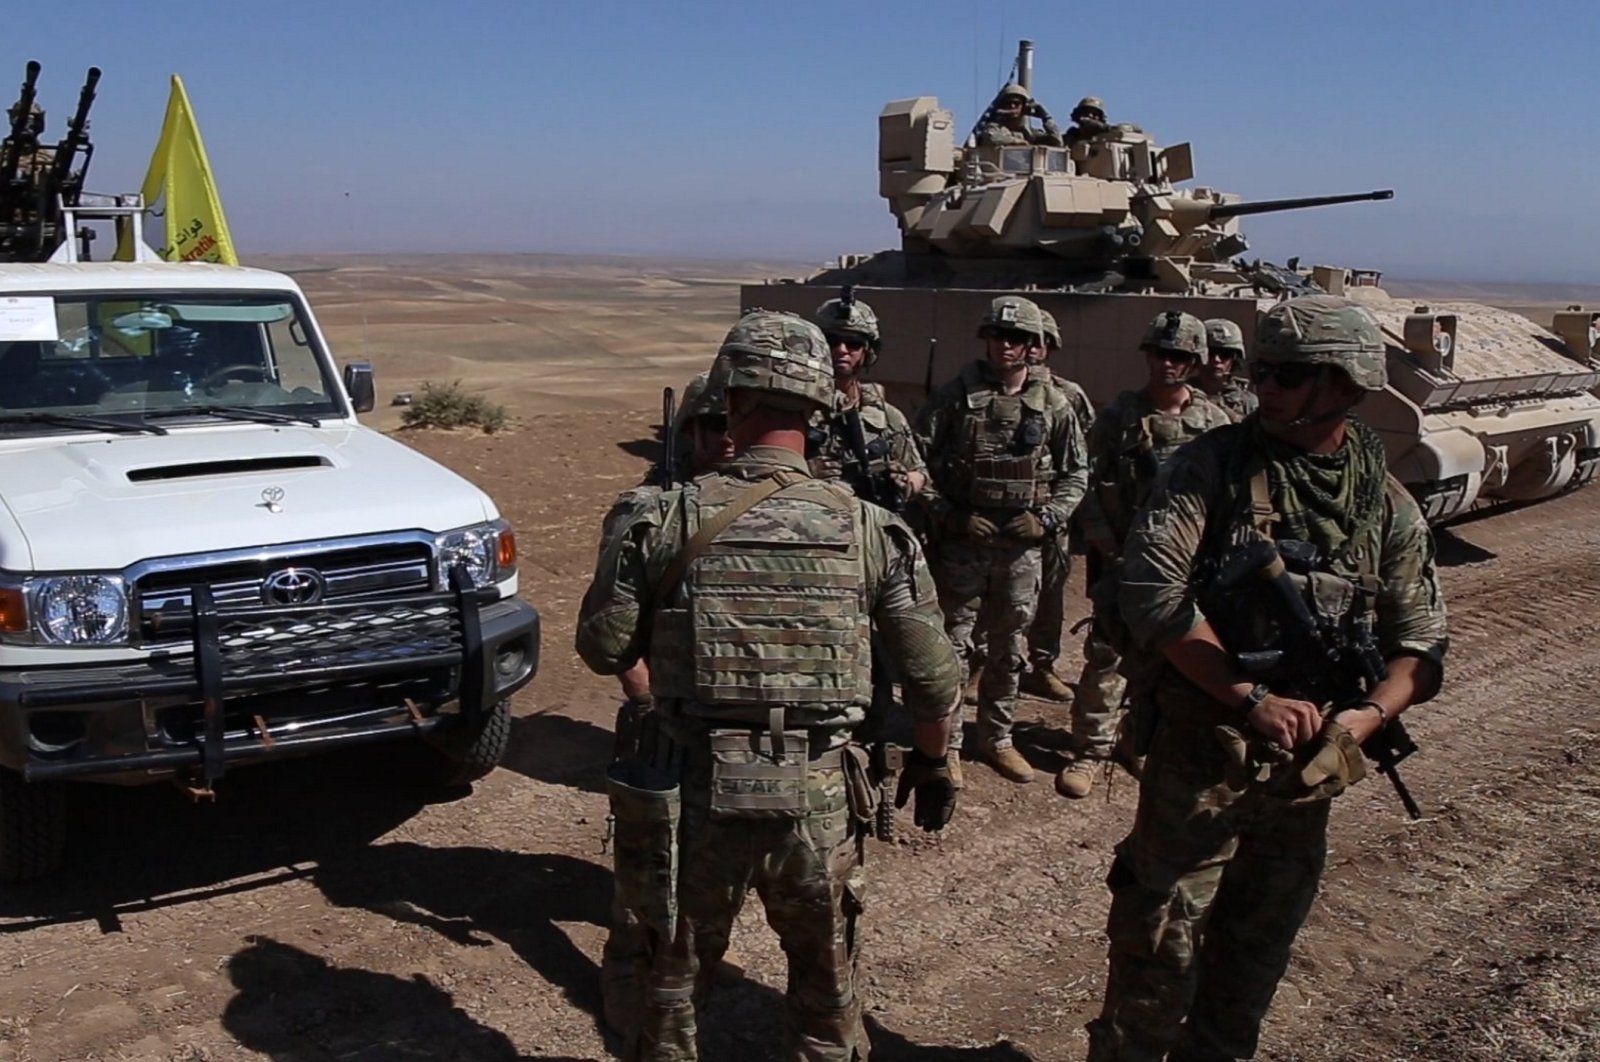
[0,412,168,436]
[144,404,323,428]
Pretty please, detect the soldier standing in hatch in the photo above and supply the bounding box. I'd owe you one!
[1086,295,1447,1061]
[1198,318,1259,422]
[976,83,1065,148]
[594,368,733,1044]
[1064,96,1110,146]
[3,101,52,181]
[918,296,1087,784]
[577,311,960,1062]
[1056,311,1231,800]
[805,293,929,508]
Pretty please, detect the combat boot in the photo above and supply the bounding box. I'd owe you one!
[975,740,1034,784]
[1054,753,1104,799]
[1019,665,1074,702]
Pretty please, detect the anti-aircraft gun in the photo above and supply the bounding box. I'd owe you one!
[745,37,1600,525]
[1,60,102,263]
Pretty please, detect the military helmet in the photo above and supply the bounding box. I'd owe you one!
[978,295,1046,340]
[672,369,727,437]
[813,294,882,363]
[1255,295,1387,391]
[1039,309,1062,350]
[1204,318,1246,356]
[996,83,1030,103]
[1140,310,1209,363]
[1072,96,1106,121]
[715,310,833,411]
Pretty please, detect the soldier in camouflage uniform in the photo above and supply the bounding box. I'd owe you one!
[1019,309,1094,701]
[594,368,731,1043]
[1057,311,1232,799]
[2,101,53,181]
[806,294,929,508]
[1064,96,1110,146]
[918,296,1088,784]
[1198,318,1259,422]
[976,83,1066,148]
[577,311,961,1062]
[1086,295,1448,1061]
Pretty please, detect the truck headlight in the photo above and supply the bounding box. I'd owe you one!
[435,520,513,589]
[32,575,129,644]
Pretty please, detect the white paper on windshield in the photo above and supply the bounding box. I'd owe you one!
[0,297,58,342]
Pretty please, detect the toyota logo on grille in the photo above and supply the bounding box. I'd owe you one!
[262,567,326,606]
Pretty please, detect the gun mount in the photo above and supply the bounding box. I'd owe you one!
[1,61,102,263]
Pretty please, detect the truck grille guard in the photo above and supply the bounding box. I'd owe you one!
[23,568,490,784]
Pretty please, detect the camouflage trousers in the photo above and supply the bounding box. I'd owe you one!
[631,757,868,1062]
[933,538,1043,750]
[1071,612,1126,758]
[1026,533,1071,669]
[1088,709,1330,1062]
[602,899,650,1044]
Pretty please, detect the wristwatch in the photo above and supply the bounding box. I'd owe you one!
[1240,683,1270,713]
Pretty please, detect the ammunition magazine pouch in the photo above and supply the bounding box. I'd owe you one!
[708,707,810,820]
[841,743,879,827]
[967,454,1048,509]
[605,755,682,942]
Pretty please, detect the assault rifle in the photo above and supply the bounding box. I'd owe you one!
[839,407,902,513]
[1215,537,1423,820]
[658,386,677,488]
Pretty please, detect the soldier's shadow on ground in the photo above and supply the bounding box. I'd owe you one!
[502,709,613,794]
[221,935,592,1061]
[0,745,445,932]
[1013,720,1074,777]
[1433,526,1498,567]
[615,436,662,463]
[310,841,610,1032]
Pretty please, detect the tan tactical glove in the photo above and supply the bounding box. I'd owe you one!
[1299,719,1367,801]
[1002,511,1047,543]
[947,509,999,543]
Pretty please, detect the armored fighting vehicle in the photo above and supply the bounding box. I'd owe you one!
[745,41,1600,523]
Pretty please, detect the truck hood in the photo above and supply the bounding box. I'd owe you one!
[0,424,495,572]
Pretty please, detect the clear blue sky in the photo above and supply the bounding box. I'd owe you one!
[10,0,1600,281]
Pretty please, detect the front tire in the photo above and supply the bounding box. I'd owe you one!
[429,698,513,788]
[0,767,66,883]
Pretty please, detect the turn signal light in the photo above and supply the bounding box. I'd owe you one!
[0,587,26,633]
[497,527,518,570]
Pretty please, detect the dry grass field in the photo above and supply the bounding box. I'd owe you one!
[0,255,1596,1061]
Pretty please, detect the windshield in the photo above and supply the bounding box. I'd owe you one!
[0,291,343,433]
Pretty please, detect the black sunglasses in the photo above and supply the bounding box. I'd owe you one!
[825,333,869,353]
[985,327,1034,346]
[1148,348,1198,364]
[1250,361,1322,388]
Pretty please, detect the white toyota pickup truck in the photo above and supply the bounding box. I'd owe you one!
[0,257,540,881]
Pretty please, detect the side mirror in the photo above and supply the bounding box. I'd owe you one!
[342,361,376,414]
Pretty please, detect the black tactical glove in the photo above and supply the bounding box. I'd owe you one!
[894,748,957,831]
[1030,103,1051,120]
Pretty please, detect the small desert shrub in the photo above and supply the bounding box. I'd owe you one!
[400,380,508,433]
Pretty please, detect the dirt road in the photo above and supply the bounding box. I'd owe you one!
[1,411,1596,1062]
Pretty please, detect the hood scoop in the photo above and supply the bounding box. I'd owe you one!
[127,455,329,483]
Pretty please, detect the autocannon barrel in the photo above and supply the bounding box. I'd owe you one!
[1207,189,1393,221]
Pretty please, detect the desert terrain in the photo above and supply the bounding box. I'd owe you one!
[0,255,1597,1062]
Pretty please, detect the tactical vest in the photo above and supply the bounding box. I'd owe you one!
[648,475,872,715]
[951,364,1054,511]
[1101,392,1227,543]
[807,384,895,489]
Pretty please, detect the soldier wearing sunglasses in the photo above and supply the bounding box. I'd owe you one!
[1086,295,1447,1061]
[1058,312,1231,800]
[805,295,929,510]
[1199,318,1260,422]
[917,296,1088,784]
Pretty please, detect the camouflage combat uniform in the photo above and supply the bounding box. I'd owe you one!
[578,313,959,1062]
[1072,386,1230,761]
[597,368,725,1041]
[1088,296,1449,1061]
[1203,318,1259,423]
[1027,368,1095,678]
[976,120,1065,148]
[807,382,928,505]
[919,350,1087,756]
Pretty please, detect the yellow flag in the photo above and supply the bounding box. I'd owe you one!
[120,75,238,265]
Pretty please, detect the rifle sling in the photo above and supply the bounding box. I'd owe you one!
[654,471,805,604]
